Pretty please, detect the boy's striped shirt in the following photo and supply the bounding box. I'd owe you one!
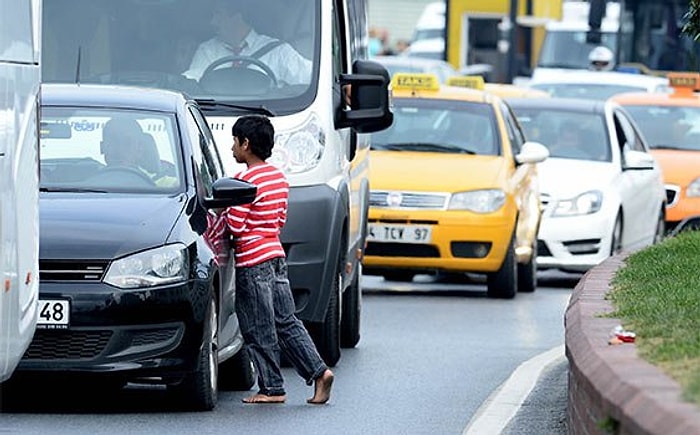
[225,162,288,267]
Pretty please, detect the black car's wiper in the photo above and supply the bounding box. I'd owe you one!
[378,142,476,154]
[536,63,581,69]
[195,99,276,116]
[40,187,108,193]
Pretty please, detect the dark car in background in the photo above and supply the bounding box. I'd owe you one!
[12,84,256,411]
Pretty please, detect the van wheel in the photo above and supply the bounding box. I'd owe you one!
[517,241,537,293]
[309,269,341,367]
[218,347,255,391]
[487,237,517,299]
[341,264,362,348]
[170,297,218,411]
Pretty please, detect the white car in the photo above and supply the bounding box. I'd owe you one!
[528,70,669,101]
[508,97,666,272]
[373,55,457,83]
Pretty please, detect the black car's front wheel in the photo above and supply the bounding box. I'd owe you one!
[170,297,218,411]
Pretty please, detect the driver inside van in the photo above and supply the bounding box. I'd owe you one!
[183,0,312,86]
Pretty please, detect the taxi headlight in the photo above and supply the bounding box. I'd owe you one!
[687,178,700,198]
[104,244,189,289]
[268,114,325,174]
[448,189,506,213]
[552,190,602,217]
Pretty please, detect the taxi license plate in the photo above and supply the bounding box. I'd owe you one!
[37,299,70,329]
[367,224,432,244]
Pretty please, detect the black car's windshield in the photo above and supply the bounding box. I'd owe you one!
[40,108,183,194]
[41,0,319,115]
[371,99,500,156]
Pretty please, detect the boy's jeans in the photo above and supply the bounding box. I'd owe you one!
[235,257,327,396]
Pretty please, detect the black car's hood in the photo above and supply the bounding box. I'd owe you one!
[40,194,189,260]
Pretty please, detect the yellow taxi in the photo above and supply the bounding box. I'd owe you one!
[611,72,700,232]
[365,73,549,298]
[446,76,551,99]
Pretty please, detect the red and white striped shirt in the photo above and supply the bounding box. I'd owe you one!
[224,163,288,267]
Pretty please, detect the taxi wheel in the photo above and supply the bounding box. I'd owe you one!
[653,208,666,244]
[383,271,415,282]
[610,215,623,256]
[487,237,517,299]
[517,241,537,293]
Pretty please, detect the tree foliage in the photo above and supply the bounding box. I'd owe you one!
[684,0,700,41]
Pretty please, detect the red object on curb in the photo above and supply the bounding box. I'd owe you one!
[609,325,636,345]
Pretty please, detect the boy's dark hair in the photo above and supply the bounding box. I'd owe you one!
[231,115,275,160]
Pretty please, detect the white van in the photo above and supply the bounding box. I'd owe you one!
[533,0,624,82]
[0,0,41,383]
[408,1,446,60]
[40,0,392,367]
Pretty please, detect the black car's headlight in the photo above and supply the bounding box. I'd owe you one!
[104,244,189,289]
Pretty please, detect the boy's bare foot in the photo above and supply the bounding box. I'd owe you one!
[307,369,334,404]
[242,393,286,404]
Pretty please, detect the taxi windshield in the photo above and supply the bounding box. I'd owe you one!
[624,105,700,151]
[370,99,500,156]
[41,0,319,115]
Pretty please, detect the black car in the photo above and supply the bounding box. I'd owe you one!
[16,83,256,411]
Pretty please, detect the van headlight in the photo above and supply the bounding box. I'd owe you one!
[448,189,506,213]
[268,114,325,174]
[104,244,189,289]
[552,190,602,217]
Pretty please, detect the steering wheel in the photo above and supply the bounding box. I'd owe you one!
[100,166,156,186]
[200,56,279,88]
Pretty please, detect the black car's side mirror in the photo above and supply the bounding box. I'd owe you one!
[204,177,257,209]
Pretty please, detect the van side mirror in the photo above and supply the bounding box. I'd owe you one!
[337,59,393,133]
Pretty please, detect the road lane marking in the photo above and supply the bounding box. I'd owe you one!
[462,344,565,435]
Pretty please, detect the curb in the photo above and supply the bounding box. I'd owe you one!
[565,253,700,434]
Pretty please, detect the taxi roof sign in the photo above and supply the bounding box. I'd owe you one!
[667,72,700,94]
[446,75,485,90]
[391,73,440,91]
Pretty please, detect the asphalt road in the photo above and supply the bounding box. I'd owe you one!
[0,271,577,435]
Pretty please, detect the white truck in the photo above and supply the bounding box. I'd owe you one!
[0,0,41,383]
[532,0,625,82]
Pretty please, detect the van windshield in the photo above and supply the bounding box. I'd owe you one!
[42,0,319,115]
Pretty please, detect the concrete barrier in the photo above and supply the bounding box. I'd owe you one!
[565,253,700,435]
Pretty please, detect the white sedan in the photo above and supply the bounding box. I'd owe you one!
[508,97,666,272]
[527,70,669,101]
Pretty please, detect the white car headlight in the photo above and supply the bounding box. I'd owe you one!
[552,190,603,217]
[687,177,700,198]
[104,244,189,289]
[448,189,506,213]
[268,114,325,174]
